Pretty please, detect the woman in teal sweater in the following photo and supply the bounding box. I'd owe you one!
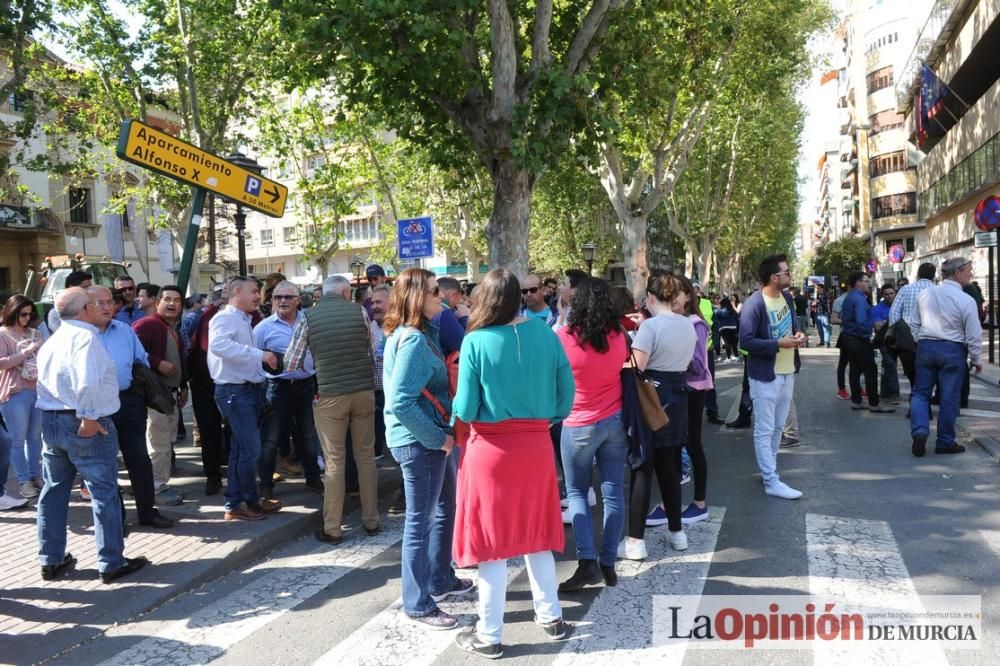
[383,268,473,631]
[451,268,575,658]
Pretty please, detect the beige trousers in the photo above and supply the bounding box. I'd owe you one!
[147,406,179,491]
[313,390,378,536]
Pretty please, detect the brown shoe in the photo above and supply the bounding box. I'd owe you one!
[225,503,266,521]
[250,498,283,514]
[278,456,304,476]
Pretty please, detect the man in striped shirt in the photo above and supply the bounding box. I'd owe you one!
[888,262,936,389]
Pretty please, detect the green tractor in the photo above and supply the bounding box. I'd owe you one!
[24,253,131,321]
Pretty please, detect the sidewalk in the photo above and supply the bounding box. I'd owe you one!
[0,424,401,665]
[962,360,1000,462]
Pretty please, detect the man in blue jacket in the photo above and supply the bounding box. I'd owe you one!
[840,271,894,413]
[738,255,806,500]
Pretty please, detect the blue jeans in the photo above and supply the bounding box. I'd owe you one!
[215,383,264,511]
[0,389,43,483]
[260,378,321,488]
[561,412,627,566]
[910,340,965,450]
[0,422,10,498]
[748,374,795,486]
[816,315,832,347]
[390,443,459,617]
[880,345,900,398]
[37,411,125,573]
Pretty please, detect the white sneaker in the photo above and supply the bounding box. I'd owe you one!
[668,529,688,551]
[18,481,39,499]
[764,481,803,500]
[617,538,648,561]
[0,494,29,511]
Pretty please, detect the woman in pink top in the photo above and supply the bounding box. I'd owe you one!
[0,295,45,505]
[556,278,628,592]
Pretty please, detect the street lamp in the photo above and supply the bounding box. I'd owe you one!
[226,151,264,276]
[582,242,596,275]
[70,226,88,255]
[351,257,365,288]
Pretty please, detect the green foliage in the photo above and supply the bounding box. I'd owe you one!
[813,236,871,282]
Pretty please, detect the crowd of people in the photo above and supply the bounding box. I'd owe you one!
[0,250,986,655]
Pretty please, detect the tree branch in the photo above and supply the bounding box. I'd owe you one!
[487,0,517,124]
[564,0,623,77]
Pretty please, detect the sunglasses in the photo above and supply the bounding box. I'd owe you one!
[427,286,440,296]
[119,286,135,292]
[273,294,297,301]
[521,287,539,295]
[19,310,33,318]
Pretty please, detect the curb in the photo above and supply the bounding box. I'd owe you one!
[40,470,402,665]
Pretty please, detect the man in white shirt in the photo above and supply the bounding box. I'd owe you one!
[208,276,279,521]
[909,257,983,457]
[36,287,148,583]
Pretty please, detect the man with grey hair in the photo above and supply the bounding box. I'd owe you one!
[909,257,983,457]
[285,275,379,544]
[253,280,324,499]
[36,287,149,582]
[286,272,379,544]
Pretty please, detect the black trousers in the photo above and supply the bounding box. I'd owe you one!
[112,390,157,523]
[190,376,225,481]
[704,350,719,417]
[842,334,879,406]
[629,447,683,535]
[686,389,708,503]
[736,358,753,419]
[836,335,850,390]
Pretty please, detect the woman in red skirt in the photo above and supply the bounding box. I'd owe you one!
[451,269,576,658]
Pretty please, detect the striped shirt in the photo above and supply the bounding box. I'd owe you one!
[36,319,120,419]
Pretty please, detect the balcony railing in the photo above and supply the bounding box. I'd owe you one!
[895,0,967,113]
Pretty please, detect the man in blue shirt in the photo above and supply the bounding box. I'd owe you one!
[253,280,324,501]
[840,272,894,413]
[89,286,174,529]
[871,284,899,403]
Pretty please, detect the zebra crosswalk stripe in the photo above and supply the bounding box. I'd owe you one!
[312,559,525,666]
[806,513,949,665]
[98,519,406,666]
[552,507,725,665]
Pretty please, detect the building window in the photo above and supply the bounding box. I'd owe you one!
[884,237,916,253]
[869,109,904,135]
[261,228,274,247]
[283,226,297,244]
[5,93,27,112]
[866,66,893,94]
[68,187,91,226]
[872,192,916,219]
[920,131,1000,218]
[220,235,231,250]
[244,232,254,249]
[869,151,911,178]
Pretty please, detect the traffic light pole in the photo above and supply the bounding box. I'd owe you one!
[176,187,206,295]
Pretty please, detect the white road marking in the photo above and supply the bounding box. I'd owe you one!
[981,530,1000,560]
[313,559,524,666]
[957,408,1000,418]
[99,519,405,666]
[806,514,948,665]
[551,507,725,665]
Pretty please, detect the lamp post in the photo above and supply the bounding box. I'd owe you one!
[71,226,88,255]
[351,257,365,288]
[582,242,596,275]
[226,151,264,276]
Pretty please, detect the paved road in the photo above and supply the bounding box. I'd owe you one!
[22,349,1000,665]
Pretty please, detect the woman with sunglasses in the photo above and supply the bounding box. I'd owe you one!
[0,295,46,507]
[451,268,575,658]
[383,268,473,630]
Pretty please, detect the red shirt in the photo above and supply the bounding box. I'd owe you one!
[557,328,627,427]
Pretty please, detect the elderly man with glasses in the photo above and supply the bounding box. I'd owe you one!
[909,257,983,457]
[253,281,324,501]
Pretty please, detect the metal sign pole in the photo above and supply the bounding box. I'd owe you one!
[176,187,206,295]
[992,228,998,365]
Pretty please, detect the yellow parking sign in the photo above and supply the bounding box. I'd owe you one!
[116,119,287,217]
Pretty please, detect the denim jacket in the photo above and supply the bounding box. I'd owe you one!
[383,322,453,450]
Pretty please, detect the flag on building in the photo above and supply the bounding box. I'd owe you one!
[920,63,948,120]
